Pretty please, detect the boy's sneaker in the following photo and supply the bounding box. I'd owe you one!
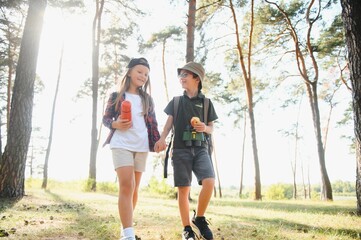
[191,212,213,240]
[182,225,196,240]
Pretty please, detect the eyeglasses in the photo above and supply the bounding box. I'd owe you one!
[178,72,189,78]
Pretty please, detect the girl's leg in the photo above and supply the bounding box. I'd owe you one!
[178,186,191,226]
[133,171,142,210]
[116,166,135,228]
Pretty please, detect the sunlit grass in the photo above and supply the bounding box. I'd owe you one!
[0,180,360,239]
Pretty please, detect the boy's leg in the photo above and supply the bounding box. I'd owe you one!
[192,148,215,240]
[192,178,215,240]
[196,178,215,216]
[178,186,191,226]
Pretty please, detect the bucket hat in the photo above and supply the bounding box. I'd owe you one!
[177,61,205,82]
[177,62,205,90]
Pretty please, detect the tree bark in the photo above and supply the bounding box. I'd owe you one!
[211,135,222,198]
[265,0,333,200]
[89,0,104,191]
[186,0,196,62]
[341,0,361,215]
[239,110,247,197]
[42,42,64,189]
[0,0,47,198]
[230,0,261,200]
[308,82,333,200]
[161,40,169,102]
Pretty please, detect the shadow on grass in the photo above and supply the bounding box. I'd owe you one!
[212,210,361,239]
[212,199,357,215]
[0,197,19,213]
[1,189,118,239]
[255,217,361,239]
[42,189,118,239]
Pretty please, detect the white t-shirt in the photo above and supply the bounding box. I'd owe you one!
[110,92,149,152]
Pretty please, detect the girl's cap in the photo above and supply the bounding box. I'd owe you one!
[127,57,150,69]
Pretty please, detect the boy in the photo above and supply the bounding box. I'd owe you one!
[155,62,218,240]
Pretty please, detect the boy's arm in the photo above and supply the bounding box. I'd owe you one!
[194,121,214,135]
[205,121,214,134]
[160,115,173,139]
[154,115,173,152]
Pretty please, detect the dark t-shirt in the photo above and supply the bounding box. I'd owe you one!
[164,91,218,149]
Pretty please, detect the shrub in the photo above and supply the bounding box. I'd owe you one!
[98,182,118,193]
[266,183,293,200]
[144,176,176,198]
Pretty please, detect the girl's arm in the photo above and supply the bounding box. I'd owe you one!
[103,93,117,129]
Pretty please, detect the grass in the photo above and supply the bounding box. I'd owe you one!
[0,180,360,240]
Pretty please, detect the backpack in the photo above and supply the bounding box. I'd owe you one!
[163,96,213,178]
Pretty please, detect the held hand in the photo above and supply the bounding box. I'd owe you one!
[113,117,132,131]
[154,140,167,153]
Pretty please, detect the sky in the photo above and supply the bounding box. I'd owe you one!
[31,1,355,189]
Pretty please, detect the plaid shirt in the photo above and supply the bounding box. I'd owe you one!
[102,92,160,152]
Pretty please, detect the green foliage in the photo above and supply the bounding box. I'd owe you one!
[311,190,321,200]
[332,180,356,194]
[0,0,24,8]
[258,1,305,25]
[48,0,84,9]
[144,176,176,198]
[83,178,96,192]
[25,178,85,191]
[97,181,118,194]
[317,14,345,58]
[266,183,293,200]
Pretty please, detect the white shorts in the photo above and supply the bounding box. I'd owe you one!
[111,148,148,172]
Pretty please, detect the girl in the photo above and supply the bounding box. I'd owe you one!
[103,57,160,240]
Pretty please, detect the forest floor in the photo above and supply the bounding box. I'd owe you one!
[0,181,360,240]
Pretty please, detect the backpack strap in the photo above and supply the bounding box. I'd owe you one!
[164,96,180,178]
[203,97,209,124]
[173,96,181,125]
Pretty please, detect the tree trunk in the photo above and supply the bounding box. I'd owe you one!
[0,117,2,157]
[301,160,306,199]
[249,109,261,200]
[161,40,169,102]
[292,96,302,199]
[341,0,361,215]
[7,40,13,131]
[230,0,261,200]
[265,0,333,201]
[186,0,196,62]
[0,0,47,198]
[211,135,222,198]
[89,0,104,192]
[42,42,64,189]
[306,82,333,200]
[239,110,246,197]
[4,10,23,138]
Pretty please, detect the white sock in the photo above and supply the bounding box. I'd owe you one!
[121,227,135,238]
